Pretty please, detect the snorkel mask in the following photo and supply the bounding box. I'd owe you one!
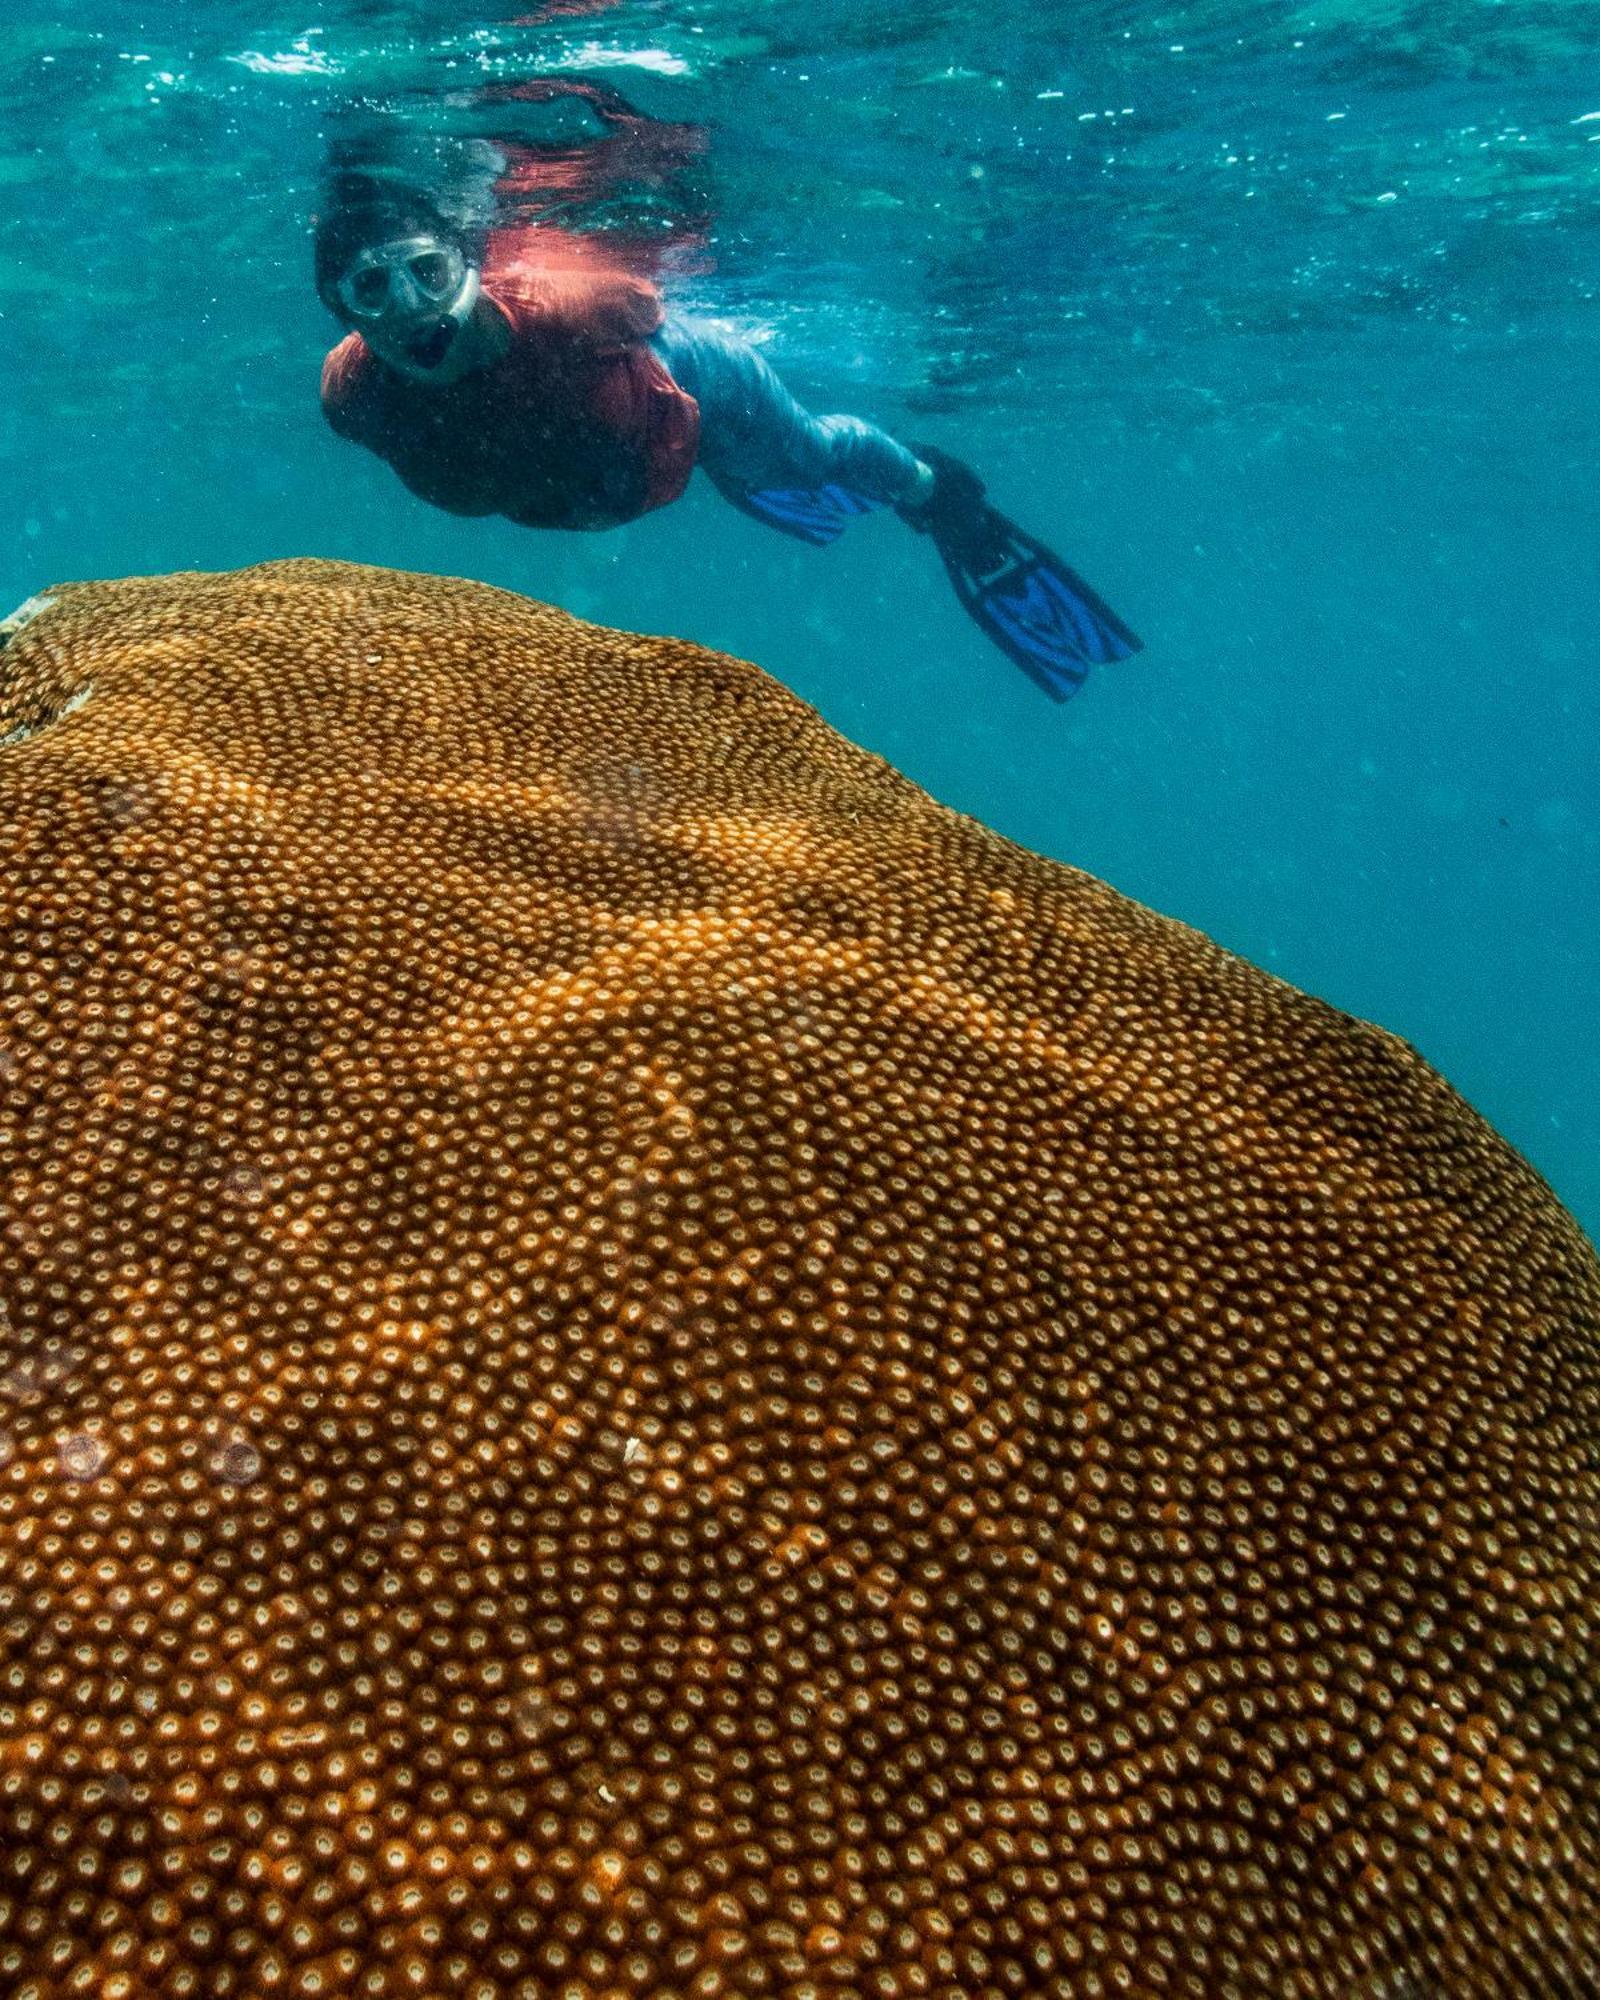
[334,235,482,378]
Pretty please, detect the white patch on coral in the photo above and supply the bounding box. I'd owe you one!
[0,592,55,639]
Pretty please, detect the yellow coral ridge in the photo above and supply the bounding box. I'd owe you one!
[0,560,1596,1997]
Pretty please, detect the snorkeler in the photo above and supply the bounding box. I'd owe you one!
[315,182,1140,700]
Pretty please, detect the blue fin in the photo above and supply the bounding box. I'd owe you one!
[935,515,1141,703]
[728,482,881,547]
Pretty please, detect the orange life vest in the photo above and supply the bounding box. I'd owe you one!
[321,246,700,531]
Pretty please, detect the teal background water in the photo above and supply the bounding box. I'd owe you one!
[2,3,1596,1232]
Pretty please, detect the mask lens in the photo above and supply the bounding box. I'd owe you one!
[345,264,392,315]
[409,250,457,299]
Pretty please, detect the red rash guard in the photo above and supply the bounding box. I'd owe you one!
[320,252,700,531]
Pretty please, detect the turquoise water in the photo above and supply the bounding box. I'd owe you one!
[3,2,1596,1233]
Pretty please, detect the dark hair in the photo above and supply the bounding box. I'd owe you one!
[313,180,474,313]
[312,129,504,315]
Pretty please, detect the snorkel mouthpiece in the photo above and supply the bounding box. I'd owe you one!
[405,317,462,373]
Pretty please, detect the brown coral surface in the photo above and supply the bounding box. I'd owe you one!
[0,560,1597,1999]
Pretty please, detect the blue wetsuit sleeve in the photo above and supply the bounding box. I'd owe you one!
[650,315,924,508]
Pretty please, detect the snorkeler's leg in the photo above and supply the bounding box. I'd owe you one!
[649,319,1138,701]
[652,316,929,538]
[897,443,1143,702]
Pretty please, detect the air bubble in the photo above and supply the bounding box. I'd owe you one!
[59,1432,108,1481]
[222,1163,266,1205]
[211,1434,262,1485]
[513,1689,554,1742]
[96,778,149,827]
